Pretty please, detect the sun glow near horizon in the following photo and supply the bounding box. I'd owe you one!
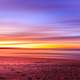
[0,40,79,49]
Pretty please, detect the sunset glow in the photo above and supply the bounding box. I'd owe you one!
[0,0,79,62]
[0,39,79,49]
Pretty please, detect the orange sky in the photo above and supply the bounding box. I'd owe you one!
[0,35,79,49]
[0,35,79,64]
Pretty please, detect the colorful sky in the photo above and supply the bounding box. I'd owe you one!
[0,0,80,62]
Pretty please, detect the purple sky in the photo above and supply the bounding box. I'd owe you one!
[0,0,79,37]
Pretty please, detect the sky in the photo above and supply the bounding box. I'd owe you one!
[0,0,79,36]
[0,0,79,61]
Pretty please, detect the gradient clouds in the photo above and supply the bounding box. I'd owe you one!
[0,0,79,60]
